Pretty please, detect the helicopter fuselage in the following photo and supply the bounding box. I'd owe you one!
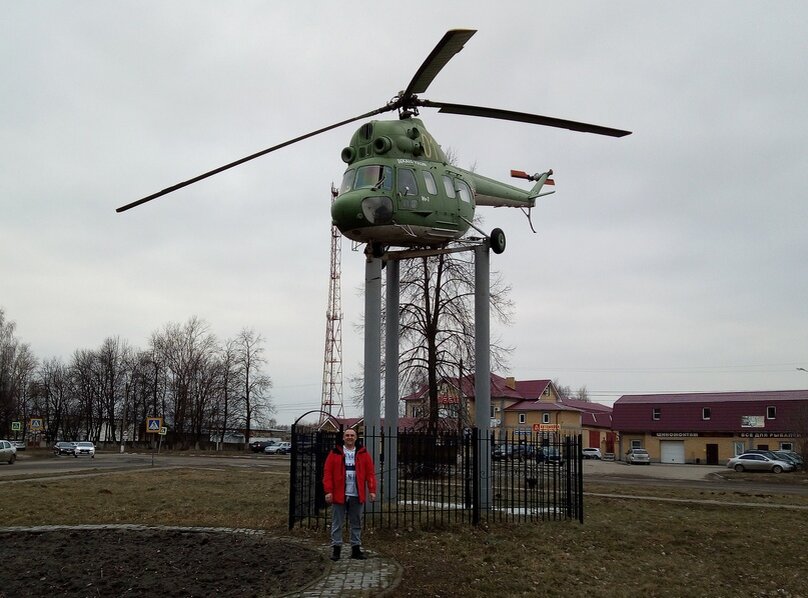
[331,118,543,249]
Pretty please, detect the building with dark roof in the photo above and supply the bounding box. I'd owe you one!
[401,373,613,450]
[612,390,807,464]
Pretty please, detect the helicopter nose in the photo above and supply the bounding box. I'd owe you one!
[331,192,393,230]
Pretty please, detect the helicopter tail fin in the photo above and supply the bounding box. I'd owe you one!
[511,169,555,203]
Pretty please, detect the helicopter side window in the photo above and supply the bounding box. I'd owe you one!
[354,165,392,190]
[397,169,418,196]
[442,175,456,198]
[339,169,355,195]
[456,180,473,203]
[422,171,438,195]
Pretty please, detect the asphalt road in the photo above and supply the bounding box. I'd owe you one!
[0,450,290,482]
[3,451,807,497]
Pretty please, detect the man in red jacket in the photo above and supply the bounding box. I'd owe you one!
[323,428,377,561]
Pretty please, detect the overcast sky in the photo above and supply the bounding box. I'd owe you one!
[2,2,807,424]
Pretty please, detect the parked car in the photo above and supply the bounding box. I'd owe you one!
[492,444,534,461]
[770,451,801,469]
[726,453,793,473]
[12,440,26,450]
[773,450,804,469]
[250,440,274,453]
[537,446,564,465]
[264,441,291,455]
[53,441,76,456]
[625,448,651,465]
[0,439,17,464]
[582,447,602,460]
[73,441,96,458]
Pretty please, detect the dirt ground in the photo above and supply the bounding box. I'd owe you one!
[0,527,324,597]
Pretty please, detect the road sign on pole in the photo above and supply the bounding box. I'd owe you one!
[11,421,22,432]
[146,417,163,433]
[29,418,44,432]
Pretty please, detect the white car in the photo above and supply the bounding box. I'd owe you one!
[0,439,17,464]
[264,441,291,455]
[625,448,651,465]
[582,447,602,460]
[73,441,96,458]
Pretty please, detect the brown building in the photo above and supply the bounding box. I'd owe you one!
[612,390,808,464]
[401,373,613,450]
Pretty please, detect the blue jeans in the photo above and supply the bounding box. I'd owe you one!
[330,496,363,546]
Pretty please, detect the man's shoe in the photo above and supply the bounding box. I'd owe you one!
[350,545,367,560]
[330,545,341,561]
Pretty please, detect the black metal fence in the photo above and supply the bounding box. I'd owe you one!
[289,425,583,529]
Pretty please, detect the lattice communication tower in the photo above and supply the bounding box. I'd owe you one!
[320,185,344,421]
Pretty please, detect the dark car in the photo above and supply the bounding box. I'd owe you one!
[250,440,274,453]
[492,444,534,461]
[53,441,76,456]
[537,446,564,465]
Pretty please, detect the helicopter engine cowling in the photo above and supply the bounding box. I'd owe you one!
[373,136,393,154]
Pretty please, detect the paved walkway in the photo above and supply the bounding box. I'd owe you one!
[284,545,402,597]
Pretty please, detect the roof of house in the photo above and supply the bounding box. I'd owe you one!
[401,372,523,402]
[513,379,552,399]
[612,390,808,433]
[615,390,808,404]
[506,399,576,412]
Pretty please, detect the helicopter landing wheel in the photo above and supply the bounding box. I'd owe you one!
[370,242,385,258]
[490,228,506,254]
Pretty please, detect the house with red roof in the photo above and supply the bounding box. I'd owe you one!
[400,373,613,450]
[612,390,808,465]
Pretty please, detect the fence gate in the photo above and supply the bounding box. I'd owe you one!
[288,426,339,529]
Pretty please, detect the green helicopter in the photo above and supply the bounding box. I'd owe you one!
[117,29,630,255]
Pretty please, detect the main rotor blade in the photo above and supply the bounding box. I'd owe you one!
[419,100,632,137]
[402,29,477,99]
[116,106,393,213]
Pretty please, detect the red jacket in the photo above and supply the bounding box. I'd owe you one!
[322,444,377,505]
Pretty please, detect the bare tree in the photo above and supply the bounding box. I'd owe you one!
[397,251,513,427]
[151,316,219,448]
[234,328,273,444]
[0,310,37,435]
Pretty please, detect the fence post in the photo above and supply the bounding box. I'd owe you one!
[472,427,480,525]
[577,434,584,523]
[288,424,298,530]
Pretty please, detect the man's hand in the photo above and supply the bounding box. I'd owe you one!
[325,492,333,505]
[369,492,376,502]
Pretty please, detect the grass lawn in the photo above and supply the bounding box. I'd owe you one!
[1,467,806,597]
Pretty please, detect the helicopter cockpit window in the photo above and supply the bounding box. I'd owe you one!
[422,171,438,195]
[354,165,392,191]
[397,169,418,196]
[339,169,355,195]
[456,180,473,203]
[442,175,456,198]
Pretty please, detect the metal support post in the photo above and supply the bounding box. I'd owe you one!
[363,254,382,504]
[474,243,492,509]
[384,259,400,500]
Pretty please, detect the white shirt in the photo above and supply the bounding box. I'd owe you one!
[344,447,358,497]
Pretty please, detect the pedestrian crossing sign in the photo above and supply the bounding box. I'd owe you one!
[146,417,163,433]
